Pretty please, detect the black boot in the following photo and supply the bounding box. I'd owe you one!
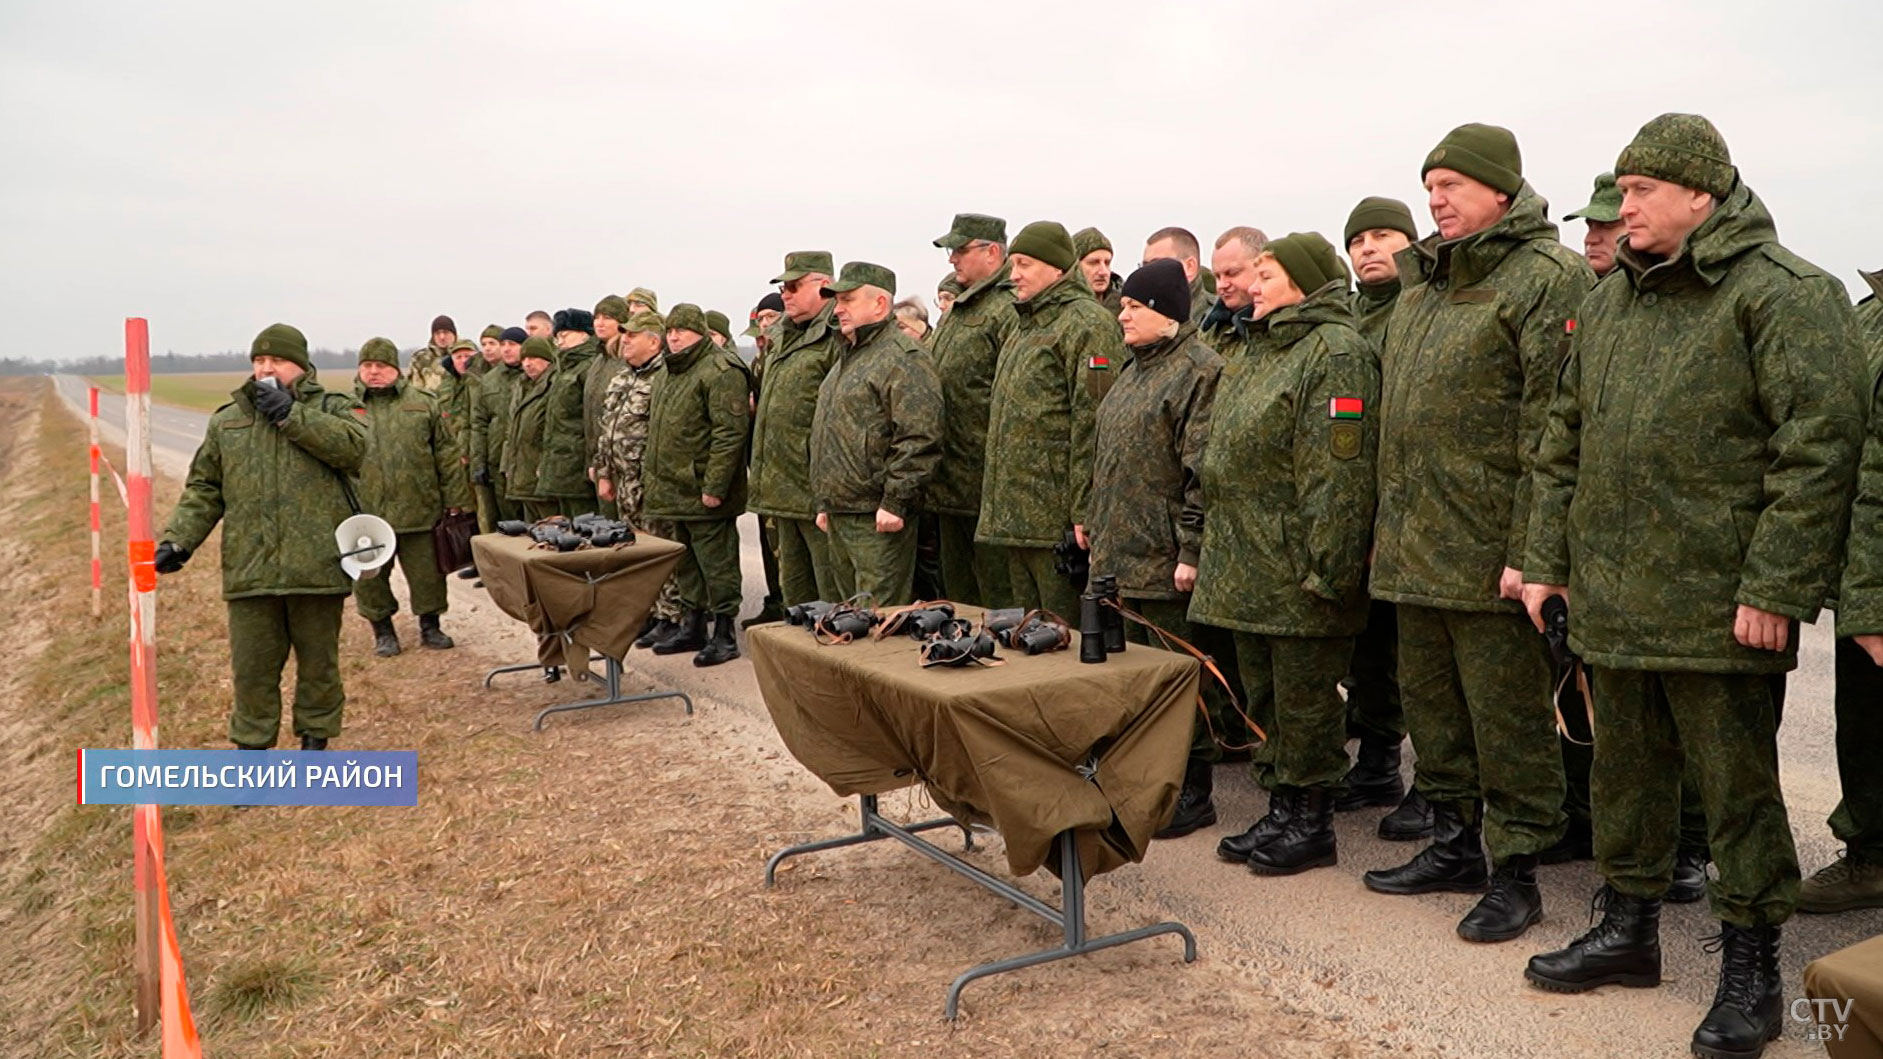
[692,614,740,667]
[1539,818,1594,865]
[741,603,785,629]
[653,610,708,655]
[1691,924,1783,1059]
[1458,854,1543,942]
[1217,787,1296,863]
[635,616,677,650]
[300,735,328,751]
[456,564,479,580]
[369,618,401,658]
[1335,736,1403,810]
[1247,788,1337,875]
[1667,845,1710,904]
[1525,885,1662,992]
[1363,800,1488,895]
[418,613,454,650]
[542,666,562,684]
[1379,786,1434,841]
[1154,757,1218,839]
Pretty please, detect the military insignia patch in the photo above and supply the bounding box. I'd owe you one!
[1087,355,1110,371]
[1330,421,1361,460]
[1329,396,1364,419]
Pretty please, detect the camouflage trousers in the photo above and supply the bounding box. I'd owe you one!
[1590,667,1797,926]
[1124,597,1246,764]
[1397,605,1566,863]
[1234,631,1354,791]
[1004,545,1079,622]
[615,476,681,623]
[226,593,347,747]
[1559,685,1710,853]
[670,519,743,617]
[353,530,448,621]
[823,514,916,608]
[772,516,834,606]
[1829,638,1883,861]
[938,513,1010,609]
[755,516,784,616]
[1346,597,1403,743]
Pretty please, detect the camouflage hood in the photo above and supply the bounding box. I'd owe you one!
[1410,181,1560,288]
[1246,280,1357,347]
[1616,179,1774,288]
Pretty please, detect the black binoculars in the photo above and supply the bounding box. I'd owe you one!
[920,618,999,667]
[885,603,956,639]
[1053,528,1091,592]
[785,600,833,627]
[1079,574,1127,664]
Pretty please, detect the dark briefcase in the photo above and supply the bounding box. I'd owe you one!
[432,510,479,574]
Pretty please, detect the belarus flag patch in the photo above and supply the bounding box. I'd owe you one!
[1087,355,1111,371]
[1328,397,1364,420]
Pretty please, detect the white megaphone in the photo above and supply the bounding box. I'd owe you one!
[335,513,398,580]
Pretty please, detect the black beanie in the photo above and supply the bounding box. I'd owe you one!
[430,315,456,335]
[499,326,528,344]
[1119,259,1191,323]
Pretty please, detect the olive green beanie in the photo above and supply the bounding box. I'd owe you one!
[480,324,503,342]
[1072,227,1113,259]
[1008,221,1077,272]
[520,335,558,366]
[594,295,631,324]
[1615,113,1736,199]
[250,323,311,370]
[705,309,732,338]
[357,337,400,368]
[1422,123,1523,196]
[1265,232,1345,296]
[1344,196,1419,246]
[939,273,966,296]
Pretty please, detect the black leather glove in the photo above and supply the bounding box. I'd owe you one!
[153,542,189,573]
[470,467,491,486]
[253,383,294,424]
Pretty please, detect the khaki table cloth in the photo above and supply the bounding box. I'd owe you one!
[1805,933,1883,1058]
[472,533,684,675]
[749,608,1200,881]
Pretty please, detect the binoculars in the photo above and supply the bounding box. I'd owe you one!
[1053,528,1091,592]
[785,600,833,627]
[920,618,999,668]
[496,514,636,551]
[1079,574,1127,664]
[786,600,880,641]
[884,603,957,639]
[993,613,1070,655]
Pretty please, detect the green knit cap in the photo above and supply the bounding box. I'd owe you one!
[1344,196,1419,245]
[1616,113,1736,199]
[357,337,400,368]
[480,324,503,342]
[1565,172,1624,223]
[595,295,631,324]
[520,335,558,365]
[1009,221,1077,272]
[250,323,310,370]
[939,273,965,296]
[623,311,665,336]
[666,303,709,336]
[625,287,660,312]
[1265,232,1345,296]
[1072,227,1112,259]
[1422,123,1523,196]
[705,310,732,338]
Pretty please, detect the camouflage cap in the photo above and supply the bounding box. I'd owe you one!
[623,310,665,336]
[705,309,732,338]
[771,250,835,284]
[1616,113,1736,199]
[934,213,1007,250]
[666,303,709,336]
[939,272,966,295]
[520,335,558,365]
[1072,227,1112,259]
[625,287,660,312]
[450,339,477,353]
[821,261,896,297]
[1564,172,1623,223]
[250,323,310,370]
[357,337,400,368]
[594,295,631,323]
[480,324,504,341]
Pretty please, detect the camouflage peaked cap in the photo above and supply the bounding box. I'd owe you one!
[250,323,310,370]
[594,295,631,323]
[520,335,558,365]
[821,261,897,297]
[357,337,400,368]
[1072,227,1112,259]
[934,213,1007,250]
[1616,113,1736,199]
[625,287,660,312]
[1564,172,1624,223]
[623,311,665,336]
[771,251,835,284]
[666,303,709,336]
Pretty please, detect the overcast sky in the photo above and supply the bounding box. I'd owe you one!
[4,0,1879,361]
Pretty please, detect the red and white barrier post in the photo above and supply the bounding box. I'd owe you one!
[89,386,103,619]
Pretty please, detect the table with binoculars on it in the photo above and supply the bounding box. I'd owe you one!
[748,589,1204,1018]
[471,514,691,730]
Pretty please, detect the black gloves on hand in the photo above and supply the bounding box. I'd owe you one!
[470,467,491,486]
[153,542,189,573]
[253,383,294,424]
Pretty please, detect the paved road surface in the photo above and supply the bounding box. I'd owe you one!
[54,372,1878,1057]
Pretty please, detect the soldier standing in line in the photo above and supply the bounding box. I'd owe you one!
[349,338,470,656]
[1142,227,1215,325]
[1198,227,1269,356]
[539,308,600,518]
[470,327,528,530]
[741,291,788,628]
[502,336,561,524]
[1074,227,1121,315]
[625,287,659,316]
[155,324,368,750]
[587,296,632,520]
[466,325,506,534]
[409,314,456,393]
[936,274,963,317]
[591,311,687,648]
[433,338,482,578]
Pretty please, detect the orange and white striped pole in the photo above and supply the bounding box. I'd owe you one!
[89,385,103,619]
[123,318,204,1057]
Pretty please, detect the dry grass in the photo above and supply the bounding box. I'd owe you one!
[88,372,249,414]
[0,377,1381,1058]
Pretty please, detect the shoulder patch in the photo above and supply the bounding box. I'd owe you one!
[1756,244,1825,281]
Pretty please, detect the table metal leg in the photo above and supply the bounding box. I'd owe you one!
[763,794,973,887]
[530,656,693,730]
[482,661,544,688]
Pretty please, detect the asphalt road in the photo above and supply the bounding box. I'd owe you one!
[55,372,1878,1058]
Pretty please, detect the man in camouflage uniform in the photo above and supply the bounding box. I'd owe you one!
[741,292,788,627]
[1143,227,1215,325]
[626,287,659,316]
[808,262,943,606]
[979,220,1123,618]
[1362,124,1589,947]
[1074,227,1121,314]
[465,326,506,533]
[471,327,527,530]
[750,251,841,608]
[592,311,685,646]
[1565,172,1626,278]
[1199,226,1269,355]
[502,336,560,523]
[587,296,633,520]
[1522,115,1869,1058]
[409,314,456,394]
[155,324,368,751]
[1802,270,1883,915]
[349,338,471,656]
[1336,196,1431,839]
[432,338,482,578]
[929,213,1018,607]
[540,308,600,518]
[644,304,751,667]
[936,273,963,317]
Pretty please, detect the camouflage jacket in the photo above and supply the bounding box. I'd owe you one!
[583,341,627,474]
[1087,322,1222,601]
[1198,298,1251,357]
[432,357,478,439]
[926,262,1018,517]
[749,302,841,519]
[502,367,555,503]
[1372,183,1594,613]
[978,267,1123,547]
[643,337,750,521]
[537,336,598,498]
[163,371,368,600]
[590,354,663,500]
[352,377,471,532]
[1352,277,1401,347]
[408,343,450,394]
[1188,285,1380,636]
[1095,280,1124,316]
[808,318,944,517]
[471,361,523,478]
[1526,184,1868,672]
[1839,323,1883,638]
